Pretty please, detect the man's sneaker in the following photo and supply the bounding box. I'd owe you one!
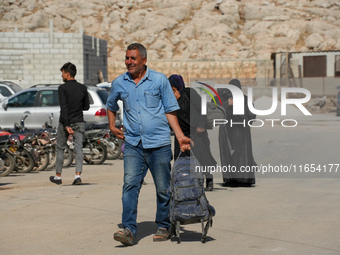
[49,176,62,185]
[72,177,82,185]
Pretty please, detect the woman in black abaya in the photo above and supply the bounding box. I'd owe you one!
[218,79,257,187]
[169,74,217,191]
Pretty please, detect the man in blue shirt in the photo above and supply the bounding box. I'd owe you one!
[106,43,190,246]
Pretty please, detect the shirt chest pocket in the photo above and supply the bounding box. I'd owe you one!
[121,92,131,112]
[145,89,160,108]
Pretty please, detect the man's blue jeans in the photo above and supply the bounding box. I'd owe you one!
[122,141,172,238]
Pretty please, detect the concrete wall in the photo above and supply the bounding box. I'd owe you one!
[0,23,107,88]
[110,59,273,84]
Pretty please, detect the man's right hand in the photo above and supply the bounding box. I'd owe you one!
[111,127,125,140]
[107,110,124,140]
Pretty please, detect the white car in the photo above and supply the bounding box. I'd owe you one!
[0,84,109,129]
[0,81,23,102]
[96,82,123,126]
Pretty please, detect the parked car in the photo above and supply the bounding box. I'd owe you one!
[0,84,109,129]
[96,82,123,126]
[337,86,340,116]
[0,81,23,102]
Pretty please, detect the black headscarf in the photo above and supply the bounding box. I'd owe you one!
[229,78,242,89]
[169,74,185,94]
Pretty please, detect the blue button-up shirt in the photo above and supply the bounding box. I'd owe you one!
[106,67,179,149]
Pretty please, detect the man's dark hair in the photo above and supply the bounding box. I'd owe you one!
[60,62,77,77]
[127,43,147,59]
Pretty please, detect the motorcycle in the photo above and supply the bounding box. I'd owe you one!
[8,134,36,173]
[83,123,124,161]
[26,132,51,171]
[6,115,48,172]
[67,127,108,165]
[101,129,123,160]
[0,135,16,177]
[41,114,74,169]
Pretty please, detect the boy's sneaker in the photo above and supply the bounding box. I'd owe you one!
[72,177,82,185]
[49,176,62,185]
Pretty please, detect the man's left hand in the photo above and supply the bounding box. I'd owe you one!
[66,126,75,135]
[178,136,191,152]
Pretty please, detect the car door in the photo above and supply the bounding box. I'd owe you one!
[0,90,38,129]
[35,89,60,128]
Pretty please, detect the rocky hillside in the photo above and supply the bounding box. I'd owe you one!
[1,0,340,68]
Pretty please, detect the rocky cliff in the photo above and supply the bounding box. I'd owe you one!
[1,0,340,79]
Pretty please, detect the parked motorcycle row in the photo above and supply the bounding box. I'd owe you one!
[0,115,123,177]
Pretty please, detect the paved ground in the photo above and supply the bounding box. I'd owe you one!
[1,113,339,255]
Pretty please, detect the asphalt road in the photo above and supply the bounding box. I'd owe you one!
[0,113,339,255]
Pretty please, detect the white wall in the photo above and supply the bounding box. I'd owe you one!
[0,30,84,88]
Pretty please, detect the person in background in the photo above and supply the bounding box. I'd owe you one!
[106,43,190,246]
[218,78,257,187]
[49,62,90,185]
[169,74,216,191]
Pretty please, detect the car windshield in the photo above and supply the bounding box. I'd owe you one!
[0,86,11,97]
[97,89,109,104]
[11,83,23,93]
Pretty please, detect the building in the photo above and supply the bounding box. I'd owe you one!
[272,51,340,79]
[271,51,340,97]
[0,20,107,88]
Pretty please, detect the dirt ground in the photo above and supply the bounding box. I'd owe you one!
[1,112,339,255]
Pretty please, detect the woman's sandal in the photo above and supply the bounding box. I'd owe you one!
[153,228,170,242]
[113,228,134,246]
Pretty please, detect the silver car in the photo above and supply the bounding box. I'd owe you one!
[0,85,109,129]
[0,81,23,102]
[96,82,123,126]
